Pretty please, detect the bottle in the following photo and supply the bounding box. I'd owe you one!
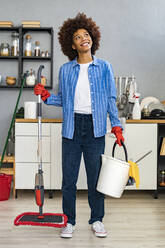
[11,32,19,56]
[25,35,32,56]
[132,93,141,119]
[34,41,40,56]
[128,75,137,103]
[160,170,165,186]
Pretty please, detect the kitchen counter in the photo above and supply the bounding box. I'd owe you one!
[126,119,165,123]
[16,118,165,124]
[15,119,62,123]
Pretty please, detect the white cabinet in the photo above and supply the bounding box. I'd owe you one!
[15,123,50,136]
[15,123,51,189]
[50,123,62,189]
[105,123,157,190]
[15,122,157,191]
[15,163,50,189]
[15,122,87,191]
[15,136,50,163]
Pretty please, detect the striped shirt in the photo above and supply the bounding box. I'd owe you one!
[45,56,122,139]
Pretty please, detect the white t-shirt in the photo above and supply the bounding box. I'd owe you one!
[74,62,92,114]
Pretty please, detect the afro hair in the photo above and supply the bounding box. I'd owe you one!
[58,13,101,61]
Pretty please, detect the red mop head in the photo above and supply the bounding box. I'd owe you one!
[14,212,68,228]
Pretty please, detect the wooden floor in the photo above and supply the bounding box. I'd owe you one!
[0,190,165,248]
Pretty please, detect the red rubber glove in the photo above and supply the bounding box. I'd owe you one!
[111,126,124,146]
[34,83,50,101]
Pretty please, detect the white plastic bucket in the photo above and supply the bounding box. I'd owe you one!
[97,142,130,198]
[24,101,37,119]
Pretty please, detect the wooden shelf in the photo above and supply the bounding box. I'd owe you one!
[0,27,19,31]
[22,56,51,60]
[0,56,19,59]
[22,27,53,33]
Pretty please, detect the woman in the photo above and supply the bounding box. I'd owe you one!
[34,13,124,238]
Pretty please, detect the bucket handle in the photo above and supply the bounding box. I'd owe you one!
[112,141,135,186]
[112,141,128,162]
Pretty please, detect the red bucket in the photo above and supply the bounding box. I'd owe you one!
[0,174,12,201]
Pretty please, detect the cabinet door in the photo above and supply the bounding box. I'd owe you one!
[15,136,50,163]
[15,123,50,136]
[50,123,87,190]
[15,163,50,189]
[105,124,157,190]
[50,123,62,189]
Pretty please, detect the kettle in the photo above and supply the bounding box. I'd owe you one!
[150,109,165,118]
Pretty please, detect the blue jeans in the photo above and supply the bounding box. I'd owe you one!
[62,113,105,225]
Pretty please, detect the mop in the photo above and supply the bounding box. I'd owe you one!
[128,150,152,188]
[112,141,152,187]
[14,65,68,228]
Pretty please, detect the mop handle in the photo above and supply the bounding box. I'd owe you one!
[37,65,44,170]
[38,95,42,169]
[135,150,152,164]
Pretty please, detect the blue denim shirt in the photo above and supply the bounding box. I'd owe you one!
[45,56,121,139]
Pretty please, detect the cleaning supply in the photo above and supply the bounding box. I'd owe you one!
[97,141,130,198]
[132,93,141,119]
[97,138,152,197]
[128,150,152,188]
[14,65,67,228]
[128,75,137,103]
[128,161,140,188]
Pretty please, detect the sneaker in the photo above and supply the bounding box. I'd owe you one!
[92,221,107,237]
[60,223,74,238]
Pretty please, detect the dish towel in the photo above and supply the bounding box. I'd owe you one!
[128,160,140,188]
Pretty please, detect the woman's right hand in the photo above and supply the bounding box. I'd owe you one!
[34,83,50,101]
[34,83,44,95]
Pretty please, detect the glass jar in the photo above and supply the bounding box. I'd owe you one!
[0,43,10,56]
[11,32,19,56]
[34,41,40,56]
[159,170,165,186]
[141,106,150,118]
[25,34,32,56]
[45,50,49,57]
[26,69,35,86]
[41,51,45,57]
